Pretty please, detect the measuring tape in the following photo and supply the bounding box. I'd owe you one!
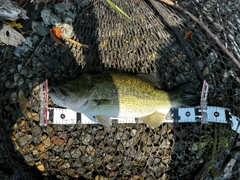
[45,106,240,133]
[39,80,240,133]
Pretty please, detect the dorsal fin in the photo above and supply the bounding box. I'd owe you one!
[137,73,160,88]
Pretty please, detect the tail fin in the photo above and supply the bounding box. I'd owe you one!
[169,83,201,107]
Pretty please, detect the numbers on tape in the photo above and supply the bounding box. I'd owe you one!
[46,106,240,133]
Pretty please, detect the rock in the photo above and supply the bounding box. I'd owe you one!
[54,1,77,23]
[37,144,46,152]
[63,151,71,159]
[0,0,28,21]
[41,9,60,26]
[26,111,40,122]
[41,135,52,149]
[36,161,45,171]
[46,126,54,136]
[31,21,49,36]
[19,134,32,146]
[40,152,49,159]
[24,154,35,166]
[59,161,70,170]
[70,148,81,158]
[32,149,39,156]
[14,35,39,57]
[86,145,95,156]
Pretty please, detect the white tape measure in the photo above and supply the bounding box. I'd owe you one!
[45,106,240,133]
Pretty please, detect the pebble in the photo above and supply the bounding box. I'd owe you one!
[24,154,35,166]
[36,161,45,171]
[31,21,49,36]
[41,135,52,149]
[19,134,32,146]
[70,148,81,158]
[26,111,39,122]
[13,35,40,57]
[41,9,61,26]
[54,1,77,23]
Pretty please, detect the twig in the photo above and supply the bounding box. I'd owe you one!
[158,0,240,69]
[63,37,89,48]
[25,37,45,66]
[81,0,100,14]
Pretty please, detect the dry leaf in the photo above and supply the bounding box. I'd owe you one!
[0,24,25,46]
[4,21,23,28]
[18,90,29,112]
[52,27,62,39]
[49,28,62,44]
[184,31,193,40]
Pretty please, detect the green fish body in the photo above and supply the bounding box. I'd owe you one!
[49,72,198,128]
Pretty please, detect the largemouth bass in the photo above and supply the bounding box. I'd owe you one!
[49,72,199,128]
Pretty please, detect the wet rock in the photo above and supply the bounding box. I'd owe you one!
[54,0,77,23]
[70,148,81,158]
[32,21,49,36]
[26,111,40,122]
[36,161,45,171]
[41,9,60,26]
[19,134,32,146]
[46,126,54,136]
[86,145,95,156]
[31,125,42,143]
[63,151,71,159]
[41,135,52,149]
[14,35,39,57]
[24,154,35,166]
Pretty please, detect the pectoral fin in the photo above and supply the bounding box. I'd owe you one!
[95,115,112,127]
[93,99,111,106]
[139,112,166,128]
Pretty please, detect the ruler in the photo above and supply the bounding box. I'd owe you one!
[46,106,240,133]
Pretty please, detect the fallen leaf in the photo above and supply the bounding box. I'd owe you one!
[50,28,62,44]
[4,21,23,28]
[52,27,62,39]
[18,90,29,112]
[184,31,193,40]
[0,24,25,46]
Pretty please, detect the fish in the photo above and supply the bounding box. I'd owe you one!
[49,72,199,128]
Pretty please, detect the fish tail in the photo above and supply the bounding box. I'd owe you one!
[169,83,201,107]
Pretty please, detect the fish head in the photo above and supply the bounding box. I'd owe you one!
[49,78,95,111]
